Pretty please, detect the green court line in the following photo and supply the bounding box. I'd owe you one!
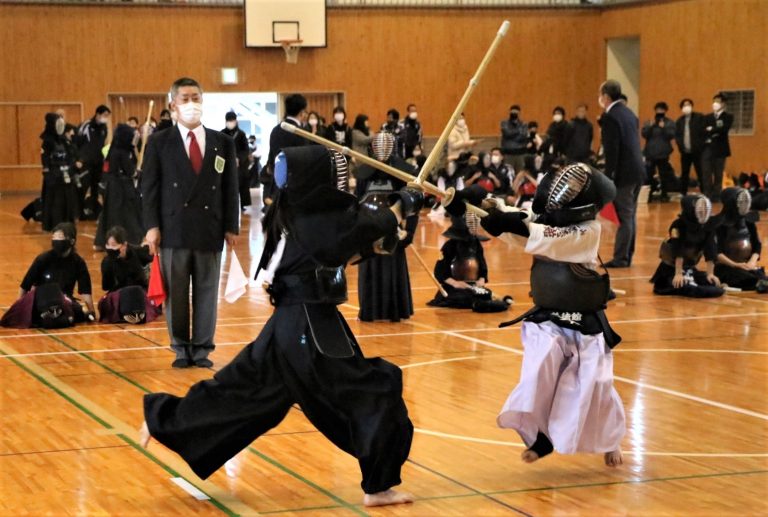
[247,447,368,517]
[39,329,151,393]
[260,504,341,515]
[485,468,768,497]
[34,329,367,516]
[257,468,768,514]
[0,348,238,517]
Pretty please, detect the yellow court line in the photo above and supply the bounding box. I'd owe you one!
[0,340,261,516]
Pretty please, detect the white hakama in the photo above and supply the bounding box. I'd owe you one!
[497,320,625,454]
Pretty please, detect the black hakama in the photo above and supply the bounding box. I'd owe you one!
[143,192,413,494]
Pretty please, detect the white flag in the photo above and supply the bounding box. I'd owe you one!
[224,250,248,304]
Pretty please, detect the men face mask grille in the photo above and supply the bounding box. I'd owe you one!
[546,163,591,212]
[736,189,751,216]
[330,150,349,192]
[694,195,712,224]
[371,132,395,162]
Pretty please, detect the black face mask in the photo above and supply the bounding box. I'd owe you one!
[655,112,666,121]
[510,112,519,120]
[106,248,121,259]
[52,240,71,257]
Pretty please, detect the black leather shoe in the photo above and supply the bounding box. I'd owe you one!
[603,260,630,268]
[172,358,192,368]
[194,358,213,368]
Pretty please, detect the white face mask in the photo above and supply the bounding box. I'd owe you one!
[409,111,418,120]
[598,96,606,109]
[334,113,345,124]
[682,105,693,115]
[491,154,502,166]
[446,163,457,176]
[308,118,318,126]
[456,119,467,129]
[712,102,722,112]
[55,118,66,135]
[553,114,563,123]
[177,102,203,125]
[226,121,237,130]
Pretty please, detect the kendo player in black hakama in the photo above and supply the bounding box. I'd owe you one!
[140,145,419,507]
[651,194,725,298]
[427,211,512,312]
[356,132,418,322]
[713,187,767,292]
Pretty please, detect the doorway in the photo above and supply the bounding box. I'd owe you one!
[605,37,640,114]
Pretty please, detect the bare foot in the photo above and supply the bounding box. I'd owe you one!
[604,449,623,467]
[363,489,414,507]
[139,421,152,448]
[520,449,541,463]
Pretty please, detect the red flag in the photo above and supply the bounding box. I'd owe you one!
[147,254,166,306]
[599,202,620,227]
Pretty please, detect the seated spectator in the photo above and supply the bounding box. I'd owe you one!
[1,222,94,328]
[98,226,161,324]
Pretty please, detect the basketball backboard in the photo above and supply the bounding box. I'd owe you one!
[244,0,326,48]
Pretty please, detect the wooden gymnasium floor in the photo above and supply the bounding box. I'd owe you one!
[0,190,766,516]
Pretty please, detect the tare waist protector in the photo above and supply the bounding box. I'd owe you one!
[529,258,610,312]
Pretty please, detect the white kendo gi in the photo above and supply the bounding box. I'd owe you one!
[467,162,626,459]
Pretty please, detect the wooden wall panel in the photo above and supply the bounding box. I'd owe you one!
[0,106,19,165]
[107,94,168,125]
[599,0,768,174]
[0,1,764,191]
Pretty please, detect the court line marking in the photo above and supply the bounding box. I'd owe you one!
[403,324,768,422]
[259,469,768,515]
[23,330,368,517]
[0,342,257,516]
[401,356,768,457]
[407,457,534,517]
[2,309,765,341]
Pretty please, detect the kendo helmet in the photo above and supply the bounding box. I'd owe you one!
[274,145,350,198]
[532,162,616,226]
[680,194,712,225]
[371,131,395,162]
[721,187,752,218]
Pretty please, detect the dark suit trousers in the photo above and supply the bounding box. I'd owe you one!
[679,151,702,195]
[700,147,726,202]
[160,248,222,360]
[612,183,641,265]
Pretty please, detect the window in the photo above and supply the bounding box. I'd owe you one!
[721,89,755,136]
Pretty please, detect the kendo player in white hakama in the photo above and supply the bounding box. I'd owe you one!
[140,146,421,507]
[447,163,626,466]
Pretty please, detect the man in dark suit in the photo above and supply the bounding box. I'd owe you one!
[262,94,309,208]
[598,80,645,268]
[674,98,706,195]
[701,93,734,202]
[142,77,240,368]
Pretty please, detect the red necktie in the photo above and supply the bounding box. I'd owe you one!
[187,131,203,175]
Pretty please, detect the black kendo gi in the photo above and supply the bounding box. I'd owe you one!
[94,124,144,247]
[221,117,252,209]
[356,132,417,322]
[143,146,416,494]
[452,164,625,458]
[427,215,511,312]
[651,194,725,298]
[40,113,79,232]
[713,187,766,292]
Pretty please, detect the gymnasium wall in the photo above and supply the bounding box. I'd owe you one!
[600,0,767,178]
[0,0,764,192]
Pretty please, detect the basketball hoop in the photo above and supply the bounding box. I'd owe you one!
[278,39,303,64]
